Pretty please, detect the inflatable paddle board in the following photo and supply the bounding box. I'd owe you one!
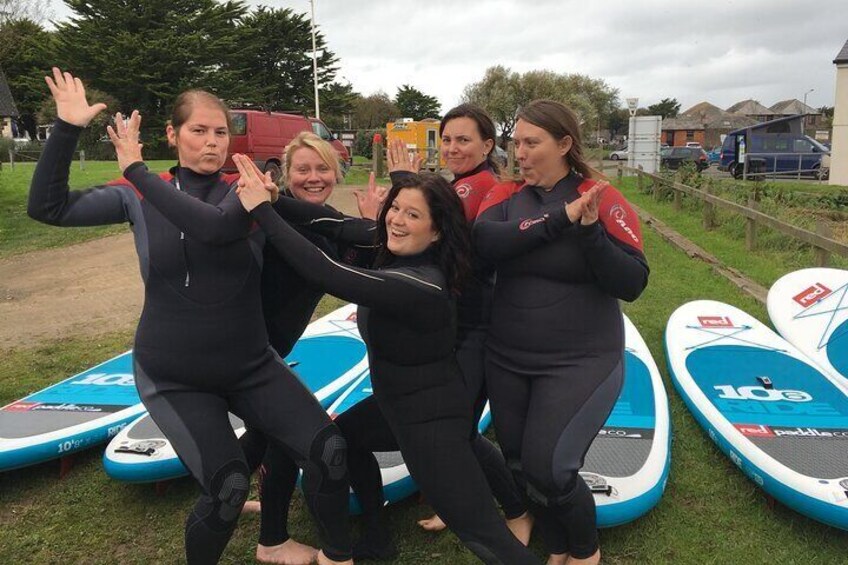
[582,313,671,528]
[103,304,367,482]
[767,268,848,386]
[666,300,848,530]
[0,350,145,473]
[327,371,493,514]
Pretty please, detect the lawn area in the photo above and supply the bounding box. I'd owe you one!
[0,160,173,259]
[1,222,846,563]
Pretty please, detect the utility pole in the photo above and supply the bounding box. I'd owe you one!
[310,0,320,119]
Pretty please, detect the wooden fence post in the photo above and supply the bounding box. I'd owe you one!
[617,161,623,181]
[8,149,13,170]
[79,150,85,171]
[702,180,716,230]
[814,221,832,267]
[372,138,384,178]
[745,194,758,250]
[637,166,644,192]
[652,176,661,200]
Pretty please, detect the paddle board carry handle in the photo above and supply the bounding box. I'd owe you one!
[589,483,613,496]
[756,376,774,389]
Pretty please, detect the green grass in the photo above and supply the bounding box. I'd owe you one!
[2,228,847,563]
[0,161,173,259]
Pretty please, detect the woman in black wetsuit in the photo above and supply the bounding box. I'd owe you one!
[233,155,540,565]
[27,69,352,565]
[473,100,649,565]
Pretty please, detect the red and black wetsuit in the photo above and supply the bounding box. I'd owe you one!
[473,170,648,559]
[28,119,351,564]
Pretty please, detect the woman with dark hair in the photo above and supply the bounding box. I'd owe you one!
[234,156,541,565]
[474,99,649,565]
[27,68,352,565]
[387,104,531,540]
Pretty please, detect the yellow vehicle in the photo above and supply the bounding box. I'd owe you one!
[386,118,443,169]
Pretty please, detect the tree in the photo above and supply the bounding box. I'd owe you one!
[646,98,681,119]
[38,86,120,158]
[607,107,631,139]
[394,85,440,120]
[353,92,399,129]
[462,66,619,146]
[0,18,56,138]
[215,6,339,113]
[0,0,52,25]
[320,82,358,130]
[55,0,248,129]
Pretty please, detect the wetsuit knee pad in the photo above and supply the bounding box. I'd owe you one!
[523,470,578,508]
[301,424,348,494]
[193,459,250,532]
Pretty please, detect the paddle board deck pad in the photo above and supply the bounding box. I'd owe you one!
[0,351,145,472]
[580,314,671,528]
[103,304,367,482]
[767,268,848,386]
[666,300,848,530]
[326,371,492,514]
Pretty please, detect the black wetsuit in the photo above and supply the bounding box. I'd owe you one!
[28,119,351,564]
[249,200,540,564]
[473,171,649,558]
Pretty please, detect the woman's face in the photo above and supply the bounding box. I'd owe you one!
[167,103,229,174]
[287,147,337,205]
[385,188,439,256]
[513,118,572,189]
[440,117,494,176]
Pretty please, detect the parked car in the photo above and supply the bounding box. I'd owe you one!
[661,147,709,171]
[706,147,721,165]
[719,130,830,180]
[223,110,350,181]
[685,142,702,148]
[608,148,628,161]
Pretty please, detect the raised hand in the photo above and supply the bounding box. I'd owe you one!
[354,171,388,220]
[45,67,107,128]
[386,138,422,174]
[233,154,272,212]
[564,180,609,225]
[106,111,144,172]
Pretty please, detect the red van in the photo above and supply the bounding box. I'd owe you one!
[224,110,350,180]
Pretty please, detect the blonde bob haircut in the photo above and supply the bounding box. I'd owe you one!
[281,131,343,186]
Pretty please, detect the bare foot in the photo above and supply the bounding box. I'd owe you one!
[416,513,447,532]
[242,500,261,514]
[566,549,600,565]
[316,549,353,565]
[547,554,569,565]
[256,539,319,565]
[506,512,534,546]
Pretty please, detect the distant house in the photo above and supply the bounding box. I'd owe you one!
[770,99,823,129]
[682,102,759,147]
[0,67,20,139]
[660,115,705,147]
[726,99,779,122]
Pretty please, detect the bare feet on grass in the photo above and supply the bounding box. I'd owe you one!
[547,553,569,565]
[256,539,320,565]
[317,549,353,565]
[242,500,261,514]
[506,512,534,546]
[416,513,447,531]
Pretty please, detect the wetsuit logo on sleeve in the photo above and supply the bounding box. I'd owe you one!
[454,182,472,199]
[609,204,640,245]
[792,283,832,307]
[519,215,548,231]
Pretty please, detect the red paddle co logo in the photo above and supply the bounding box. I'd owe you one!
[698,316,734,328]
[792,283,831,308]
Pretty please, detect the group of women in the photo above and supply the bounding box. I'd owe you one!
[28,67,648,565]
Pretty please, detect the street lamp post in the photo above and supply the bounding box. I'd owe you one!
[310,0,320,119]
[802,88,814,131]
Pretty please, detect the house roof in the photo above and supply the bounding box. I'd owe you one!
[705,113,759,130]
[661,116,704,131]
[0,68,19,118]
[681,101,726,124]
[834,39,848,64]
[726,99,777,116]
[770,99,819,115]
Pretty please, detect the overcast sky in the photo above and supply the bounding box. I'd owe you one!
[46,0,846,113]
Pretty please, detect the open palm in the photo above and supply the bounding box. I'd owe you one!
[45,67,107,127]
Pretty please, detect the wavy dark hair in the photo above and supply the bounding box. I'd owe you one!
[517,99,598,180]
[439,103,501,175]
[375,173,471,294]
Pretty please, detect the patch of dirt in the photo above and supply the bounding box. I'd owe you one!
[0,185,365,352]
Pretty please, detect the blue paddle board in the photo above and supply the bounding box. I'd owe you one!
[583,314,671,528]
[326,372,492,514]
[103,304,367,482]
[767,268,848,386]
[0,351,145,472]
[666,300,848,530]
